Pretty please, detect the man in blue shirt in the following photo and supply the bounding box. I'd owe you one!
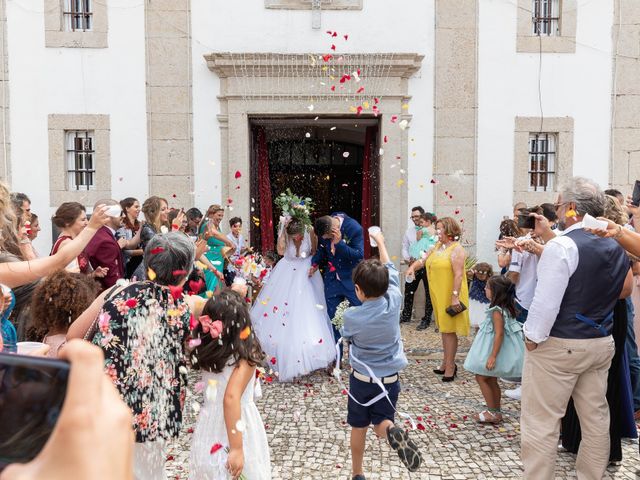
[341,231,422,479]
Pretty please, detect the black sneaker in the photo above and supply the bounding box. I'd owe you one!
[352,475,366,480]
[386,426,422,472]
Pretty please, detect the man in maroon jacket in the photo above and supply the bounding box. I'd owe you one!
[84,199,125,290]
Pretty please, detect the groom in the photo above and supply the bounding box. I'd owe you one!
[309,213,364,356]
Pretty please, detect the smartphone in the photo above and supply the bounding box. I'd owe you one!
[632,180,640,207]
[0,353,70,468]
[517,211,536,230]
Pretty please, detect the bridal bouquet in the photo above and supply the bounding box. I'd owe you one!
[331,299,352,330]
[274,189,314,228]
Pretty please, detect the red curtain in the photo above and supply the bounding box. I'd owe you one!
[257,127,274,252]
[362,125,377,258]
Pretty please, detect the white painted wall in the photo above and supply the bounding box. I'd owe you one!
[477,0,614,264]
[190,0,435,234]
[6,0,148,254]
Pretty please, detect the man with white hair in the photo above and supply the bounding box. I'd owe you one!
[520,177,633,479]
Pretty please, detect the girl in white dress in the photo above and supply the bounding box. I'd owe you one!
[189,290,271,480]
[251,218,335,382]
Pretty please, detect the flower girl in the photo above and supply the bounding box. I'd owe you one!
[189,289,271,479]
[463,275,524,424]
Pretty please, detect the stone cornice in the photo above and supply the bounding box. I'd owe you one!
[204,52,424,78]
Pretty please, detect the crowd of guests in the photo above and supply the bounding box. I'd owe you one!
[2,176,640,479]
[400,177,640,479]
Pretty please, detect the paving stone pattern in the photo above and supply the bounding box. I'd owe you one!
[166,323,640,479]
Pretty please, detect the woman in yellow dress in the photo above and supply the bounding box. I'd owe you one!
[406,216,469,382]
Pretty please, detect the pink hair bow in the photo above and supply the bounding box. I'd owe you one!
[199,315,223,339]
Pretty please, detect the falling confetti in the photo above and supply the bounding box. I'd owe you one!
[397,179,405,187]
[210,443,223,454]
[234,170,242,179]
[240,326,251,340]
[150,247,165,255]
[390,115,398,123]
[305,132,311,138]
[307,104,314,111]
[399,119,409,130]
[147,268,157,281]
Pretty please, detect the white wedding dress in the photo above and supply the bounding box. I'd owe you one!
[251,231,336,382]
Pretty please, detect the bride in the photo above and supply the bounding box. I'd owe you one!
[251,216,335,382]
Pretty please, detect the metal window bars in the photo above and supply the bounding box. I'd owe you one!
[63,0,93,32]
[528,133,556,192]
[532,0,559,36]
[67,131,95,191]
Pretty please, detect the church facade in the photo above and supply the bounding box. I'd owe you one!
[0,0,635,262]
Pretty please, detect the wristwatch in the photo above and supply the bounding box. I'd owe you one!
[452,290,459,297]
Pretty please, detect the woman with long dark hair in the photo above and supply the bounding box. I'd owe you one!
[118,197,143,278]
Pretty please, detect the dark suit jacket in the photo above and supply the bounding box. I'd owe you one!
[311,212,364,290]
[84,226,125,290]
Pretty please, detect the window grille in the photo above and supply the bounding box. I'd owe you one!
[66,131,95,190]
[528,133,556,192]
[532,0,559,36]
[63,0,93,32]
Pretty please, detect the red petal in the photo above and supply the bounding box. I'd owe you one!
[384,135,388,143]
[172,270,188,277]
[323,54,333,62]
[169,285,183,299]
[270,357,277,365]
[374,97,379,104]
[417,423,426,431]
[356,86,365,94]
[125,299,138,308]
[390,115,398,122]
[330,85,336,91]
[210,443,223,454]
[319,338,323,344]
[150,247,165,255]
[344,34,349,40]
[235,170,242,179]
[227,198,233,204]
[332,32,337,37]
[331,44,336,51]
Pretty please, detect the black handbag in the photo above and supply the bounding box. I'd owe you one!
[445,302,467,317]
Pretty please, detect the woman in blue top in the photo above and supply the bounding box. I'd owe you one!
[198,205,233,295]
[463,275,524,424]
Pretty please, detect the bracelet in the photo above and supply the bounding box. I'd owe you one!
[613,225,624,239]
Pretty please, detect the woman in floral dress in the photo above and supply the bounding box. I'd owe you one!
[91,232,195,479]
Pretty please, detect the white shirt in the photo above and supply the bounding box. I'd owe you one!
[226,232,245,257]
[402,224,418,261]
[523,222,582,344]
[508,235,539,310]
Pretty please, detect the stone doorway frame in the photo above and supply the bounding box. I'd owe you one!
[204,52,424,257]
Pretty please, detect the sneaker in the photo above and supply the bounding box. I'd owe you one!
[416,318,430,331]
[386,426,422,472]
[505,386,522,400]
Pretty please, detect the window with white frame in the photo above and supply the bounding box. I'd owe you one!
[63,0,93,32]
[532,0,559,36]
[66,131,95,190]
[528,133,556,192]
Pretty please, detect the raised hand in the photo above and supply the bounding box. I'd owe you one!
[88,205,110,230]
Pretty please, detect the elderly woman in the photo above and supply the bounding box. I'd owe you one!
[68,232,196,479]
[406,217,469,381]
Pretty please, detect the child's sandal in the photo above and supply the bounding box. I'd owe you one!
[475,410,502,424]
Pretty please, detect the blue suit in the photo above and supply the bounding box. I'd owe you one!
[312,213,364,346]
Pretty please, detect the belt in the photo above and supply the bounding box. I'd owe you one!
[353,370,398,384]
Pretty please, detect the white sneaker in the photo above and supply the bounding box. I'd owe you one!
[505,386,521,400]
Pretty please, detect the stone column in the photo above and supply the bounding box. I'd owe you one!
[433,0,478,250]
[0,0,9,182]
[145,0,193,207]
[611,1,640,191]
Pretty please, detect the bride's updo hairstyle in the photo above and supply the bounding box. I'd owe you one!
[285,218,304,236]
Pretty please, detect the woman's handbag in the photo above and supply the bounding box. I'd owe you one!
[445,302,467,317]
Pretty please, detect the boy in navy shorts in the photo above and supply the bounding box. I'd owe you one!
[341,231,422,479]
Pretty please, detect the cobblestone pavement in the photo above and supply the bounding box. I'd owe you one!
[166,322,640,479]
